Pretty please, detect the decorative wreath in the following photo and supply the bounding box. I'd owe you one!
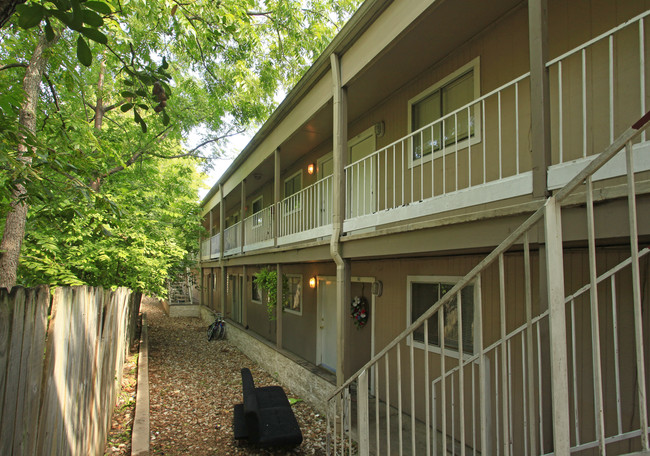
[350,296,368,329]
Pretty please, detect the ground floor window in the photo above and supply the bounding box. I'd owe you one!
[283,274,302,315]
[407,276,476,355]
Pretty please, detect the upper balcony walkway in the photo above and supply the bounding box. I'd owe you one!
[201,11,650,263]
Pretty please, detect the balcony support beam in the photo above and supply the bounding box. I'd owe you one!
[276,263,283,349]
[529,0,551,197]
[240,180,246,253]
[219,184,225,262]
[274,148,281,247]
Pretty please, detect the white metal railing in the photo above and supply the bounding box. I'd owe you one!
[243,206,274,248]
[210,233,220,258]
[223,222,241,253]
[327,115,650,455]
[278,175,333,239]
[345,72,531,221]
[548,10,650,165]
[201,238,210,260]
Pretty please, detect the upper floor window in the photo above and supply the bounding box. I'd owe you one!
[409,58,481,167]
[251,196,263,227]
[407,275,477,356]
[283,171,302,213]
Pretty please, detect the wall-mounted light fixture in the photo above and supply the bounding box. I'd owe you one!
[309,277,317,288]
[307,163,315,175]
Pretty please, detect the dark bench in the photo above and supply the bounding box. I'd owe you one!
[233,368,303,447]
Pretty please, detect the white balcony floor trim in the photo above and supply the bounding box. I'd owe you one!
[242,239,275,252]
[277,225,333,246]
[548,141,650,190]
[343,171,533,233]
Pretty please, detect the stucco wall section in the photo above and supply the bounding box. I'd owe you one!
[226,321,335,414]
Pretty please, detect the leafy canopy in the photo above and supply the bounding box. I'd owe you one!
[1,0,361,294]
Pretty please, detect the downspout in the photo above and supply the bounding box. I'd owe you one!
[330,53,349,386]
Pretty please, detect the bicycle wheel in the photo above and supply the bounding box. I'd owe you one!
[216,321,226,340]
[207,321,217,341]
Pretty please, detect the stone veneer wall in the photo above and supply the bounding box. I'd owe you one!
[197,305,335,414]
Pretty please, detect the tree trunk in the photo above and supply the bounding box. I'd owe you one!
[0,33,54,288]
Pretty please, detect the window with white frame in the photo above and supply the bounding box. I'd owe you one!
[251,274,262,303]
[283,171,302,213]
[407,276,476,355]
[409,58,480,166]
[251,196,263,227]
[283,274,302,314]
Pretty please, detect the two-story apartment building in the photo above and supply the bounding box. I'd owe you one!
[199,0,650,454]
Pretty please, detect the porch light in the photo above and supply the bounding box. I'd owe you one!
[307,163,315,175]
[309,277,316,288]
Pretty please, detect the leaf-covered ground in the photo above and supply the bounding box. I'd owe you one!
[105,333,139,455]
[142,298,329,455]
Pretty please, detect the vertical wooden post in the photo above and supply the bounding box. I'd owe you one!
[276,263,283,349]
[529,0,551,197]
[219,184,225,261]
[240,179,246,253]
[544,197,571,455]
[220,267,227,316]
[274,149,281,246]
[242,265,248,327]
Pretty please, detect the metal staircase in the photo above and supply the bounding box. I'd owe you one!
[325,114,650,455]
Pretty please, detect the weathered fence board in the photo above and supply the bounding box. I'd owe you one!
[0,285,141,456]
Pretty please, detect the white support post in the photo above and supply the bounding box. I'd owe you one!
[544,197,571,455]
[358,370,370,456]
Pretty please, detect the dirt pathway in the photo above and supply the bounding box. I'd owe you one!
[144,298,328,455]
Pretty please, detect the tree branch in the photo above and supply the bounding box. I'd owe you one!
[0,62,27,71]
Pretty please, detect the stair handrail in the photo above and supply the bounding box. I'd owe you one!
[326,110,650,401]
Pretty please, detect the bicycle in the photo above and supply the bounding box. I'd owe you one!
[207,314,226,341]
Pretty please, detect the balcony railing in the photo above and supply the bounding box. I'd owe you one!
[344,72,533,232]
[223,222,241,255]
[201,238,210,260]
[210,233,220,258]
[243,206,274,251]
[547,9,650,189]
[278,175,333,243]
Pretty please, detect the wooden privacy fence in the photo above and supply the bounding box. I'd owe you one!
[0,285,142,456]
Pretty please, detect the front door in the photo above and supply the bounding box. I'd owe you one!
[348,127,377,218]
[317,277,337,372]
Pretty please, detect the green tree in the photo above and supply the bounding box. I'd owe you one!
[0,0,361,291]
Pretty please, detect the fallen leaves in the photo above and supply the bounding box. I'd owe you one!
[144,298,329,455]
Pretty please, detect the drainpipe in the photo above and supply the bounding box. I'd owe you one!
[330,53,350,386]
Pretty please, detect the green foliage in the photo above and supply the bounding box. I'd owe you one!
[253,267,289,320]
[0,0,362,292]
[17,158,204,296]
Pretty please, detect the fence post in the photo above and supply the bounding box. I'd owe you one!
[543,197,571,455]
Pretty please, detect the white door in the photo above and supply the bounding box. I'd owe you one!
[317,277,337,372]
[348,127,377,218]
